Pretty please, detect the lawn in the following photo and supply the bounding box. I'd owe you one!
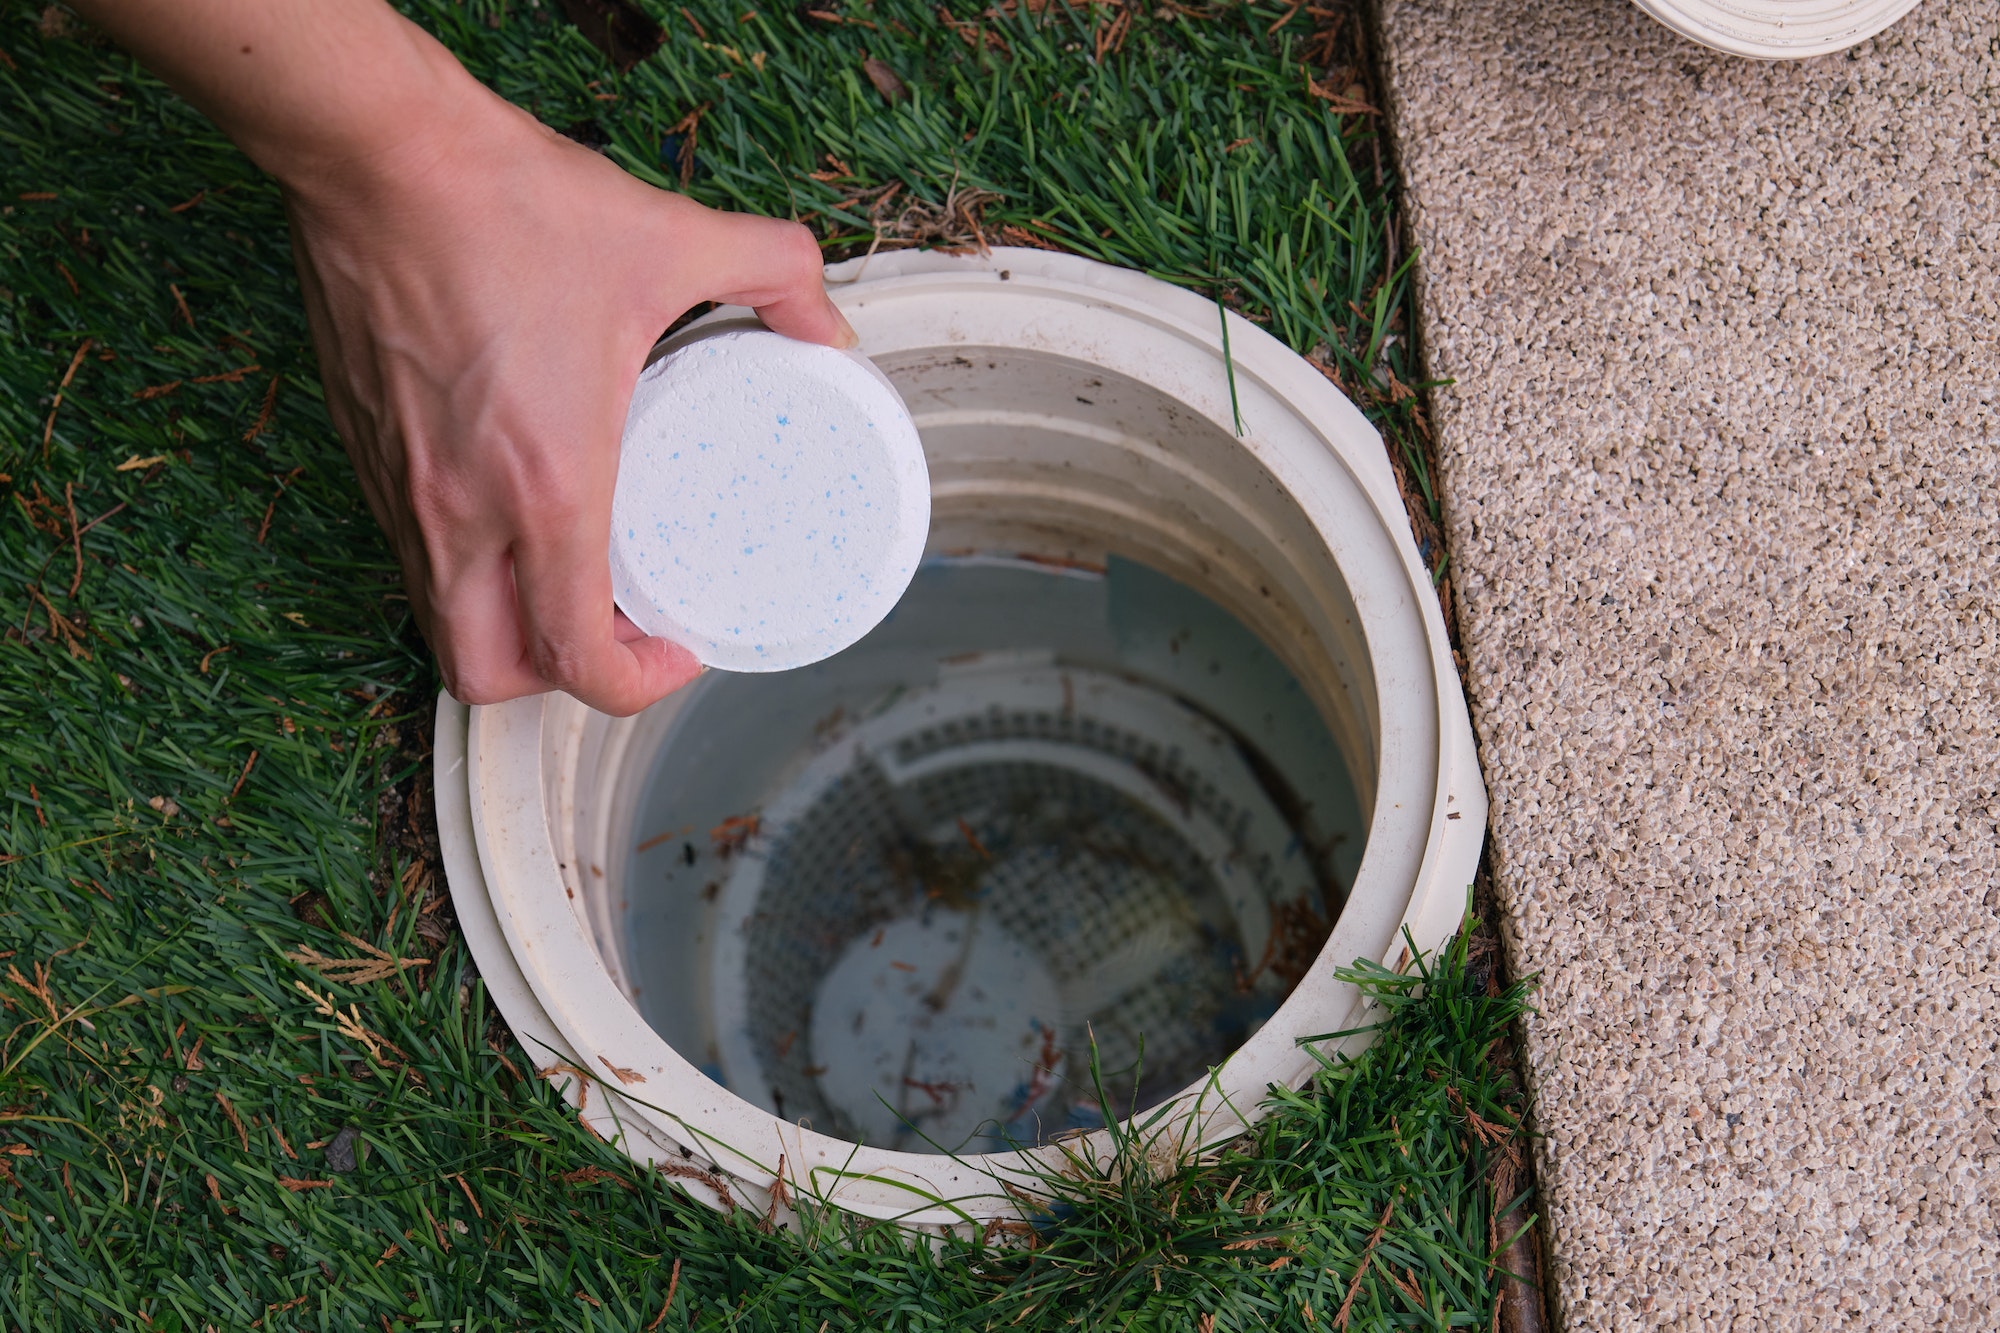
[0,0,1530,1327]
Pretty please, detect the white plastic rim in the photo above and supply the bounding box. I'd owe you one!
[1629,0,1921,59]
[435,248,1488,1228]
[610,326,929,672]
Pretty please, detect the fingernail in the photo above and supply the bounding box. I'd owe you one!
[832,306,861,350]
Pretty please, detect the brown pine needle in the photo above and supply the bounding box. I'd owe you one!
[64,482,82,597]
[1307,79,1378,115]
[486,1040,524,1082]
[228,749,259,801]
[257,465,306,543]
[170,283,193,327]
[770,1153,792,1211]
[645,1257,682,1331]
[24,586,88,658]
[243,372,279,442]
[537,1061,594,1111]
[557,1165,634,1189]
[448,1171,484,1219]
[667,102,711,187]
[41,337,93,458]
[190,363,261,384]
[598,1056,645,1085]
[6,959,56,1020]
[285,941,431,986]
[1334,1197,1395,1328]
[656,1160,737,1213]
[214,1090,250,1152]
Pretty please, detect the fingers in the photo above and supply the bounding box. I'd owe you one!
[424,552,545,706]
[424,546,699,714]
[510,520,702,717]
[679,208,858,349]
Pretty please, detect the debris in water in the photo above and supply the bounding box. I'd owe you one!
[710,814,760,859]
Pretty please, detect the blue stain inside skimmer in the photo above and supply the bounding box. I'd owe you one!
[609,327,930,673]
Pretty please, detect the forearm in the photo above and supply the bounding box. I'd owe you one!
[64,0,483,189]
[69,0,852,716]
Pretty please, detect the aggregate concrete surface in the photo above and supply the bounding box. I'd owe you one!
[1372,1,2000,1326]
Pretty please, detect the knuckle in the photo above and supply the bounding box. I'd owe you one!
[442,663,512,706]
[775,222,825,277]
[527,634,596,693]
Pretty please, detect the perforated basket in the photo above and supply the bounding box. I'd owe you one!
[711,662,1328,1154]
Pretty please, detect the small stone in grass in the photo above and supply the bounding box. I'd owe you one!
[324,1124,360,1173]
[148,794,179,817]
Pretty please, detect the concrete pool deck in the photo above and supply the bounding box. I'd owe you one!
[1374,1,2000,1326]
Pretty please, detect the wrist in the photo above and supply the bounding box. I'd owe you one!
[67,1,486,191]
[244,18,495,199]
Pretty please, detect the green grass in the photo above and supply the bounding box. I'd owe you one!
[0,0,1523,1327]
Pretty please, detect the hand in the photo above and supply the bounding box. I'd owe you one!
[285,81,856,714]
[68,0,857,715]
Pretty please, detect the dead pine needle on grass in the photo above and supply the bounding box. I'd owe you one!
[0,0,1522,1328]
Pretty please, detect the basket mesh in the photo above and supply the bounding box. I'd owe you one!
[728,697,1319,1151]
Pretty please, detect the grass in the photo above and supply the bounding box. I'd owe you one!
[0,0,1525,1328]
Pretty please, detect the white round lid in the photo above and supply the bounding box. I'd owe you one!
[609,328,930,672]
[1628,0,1921,59]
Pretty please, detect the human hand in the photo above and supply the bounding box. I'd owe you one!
[283,66,855,714]
[69,0,856,715]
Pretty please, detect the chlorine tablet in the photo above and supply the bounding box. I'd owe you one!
[609,327,929,673]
